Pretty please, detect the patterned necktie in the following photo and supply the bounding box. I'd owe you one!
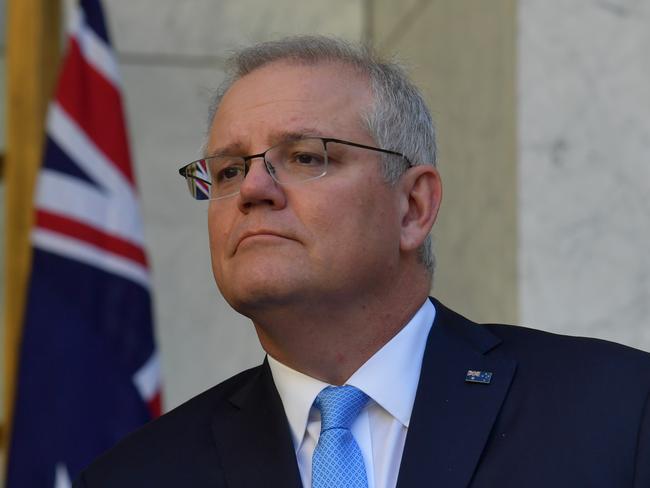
[312,385,369,488]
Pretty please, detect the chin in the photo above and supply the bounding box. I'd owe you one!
[215,264,310,316]
[225,285,307,320]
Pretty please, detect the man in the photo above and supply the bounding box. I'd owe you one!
[75,36,650,487]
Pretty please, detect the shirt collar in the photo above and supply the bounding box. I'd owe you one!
[347,299,435,427]
[268,355,329,450]
[268,298,436,450]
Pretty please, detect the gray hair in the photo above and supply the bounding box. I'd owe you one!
[208,35,437,275]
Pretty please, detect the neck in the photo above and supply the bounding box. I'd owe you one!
[251,270,431,385]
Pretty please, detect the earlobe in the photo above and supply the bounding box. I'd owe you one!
[399,166,442,252]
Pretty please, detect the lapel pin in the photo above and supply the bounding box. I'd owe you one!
[465,370,493,384]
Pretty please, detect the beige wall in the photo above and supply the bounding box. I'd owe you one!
[372,0,519,324]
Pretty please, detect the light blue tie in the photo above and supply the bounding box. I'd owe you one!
[312,385,369,488]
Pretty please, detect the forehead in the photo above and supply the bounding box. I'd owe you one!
[208,60,374,153]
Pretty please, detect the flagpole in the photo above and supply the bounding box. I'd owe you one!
[2,0,61,475]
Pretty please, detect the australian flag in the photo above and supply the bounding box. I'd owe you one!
[6,1,161,486]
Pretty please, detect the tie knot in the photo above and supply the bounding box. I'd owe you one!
[314,385,369,432]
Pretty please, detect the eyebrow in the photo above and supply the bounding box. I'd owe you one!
[204,128,324,158]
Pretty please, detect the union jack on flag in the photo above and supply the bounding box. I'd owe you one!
[7,1,161,486]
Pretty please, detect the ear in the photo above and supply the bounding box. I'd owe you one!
[398,165,442,253]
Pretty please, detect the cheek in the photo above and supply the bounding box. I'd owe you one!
[207,206,230,267]
[207,207,219,251]
[353,186,403,258]
[303,184,397,263]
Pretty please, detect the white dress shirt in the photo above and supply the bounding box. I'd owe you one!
[267,299,436,488]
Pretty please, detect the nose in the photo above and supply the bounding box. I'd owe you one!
[237,158,287,212]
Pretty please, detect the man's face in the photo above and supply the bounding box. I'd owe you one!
[206,61,404,316]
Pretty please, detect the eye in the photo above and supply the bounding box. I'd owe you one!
[289,152,325,166]
[217,166,243,181]
[213,162,245,183]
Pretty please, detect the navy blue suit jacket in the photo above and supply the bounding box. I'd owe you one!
[74,299,650,487]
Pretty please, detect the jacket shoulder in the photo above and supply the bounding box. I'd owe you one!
[75,364,264,487]
[481,322,650,403]
[485,321,650,368]
[434,297,650,375]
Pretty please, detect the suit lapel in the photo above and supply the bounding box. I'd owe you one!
[211,359,302,488]
[397,299,517,488]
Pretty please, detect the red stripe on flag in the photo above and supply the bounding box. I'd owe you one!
[36,210,148,267]
[56,38,135,185]
[147,391,162,418]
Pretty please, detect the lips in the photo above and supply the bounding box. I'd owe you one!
[233,229,295,253]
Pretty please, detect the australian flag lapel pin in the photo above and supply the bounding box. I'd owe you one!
[465,369,493,384]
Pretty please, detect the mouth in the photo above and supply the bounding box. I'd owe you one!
[234,230,295,253]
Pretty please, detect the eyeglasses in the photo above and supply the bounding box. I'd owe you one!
[178,137,412,200]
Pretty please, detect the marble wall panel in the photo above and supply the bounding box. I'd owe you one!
[368,0,422,49]
[519,0,650,351]
[105,0,363,57]
[372,0,519,324]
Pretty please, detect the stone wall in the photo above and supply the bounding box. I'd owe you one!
[371,0,519,325]
[518,0,650,349]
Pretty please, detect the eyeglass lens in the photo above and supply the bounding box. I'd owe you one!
[184,138,329,200]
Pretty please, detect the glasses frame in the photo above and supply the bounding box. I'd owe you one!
[178,137,413,200]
